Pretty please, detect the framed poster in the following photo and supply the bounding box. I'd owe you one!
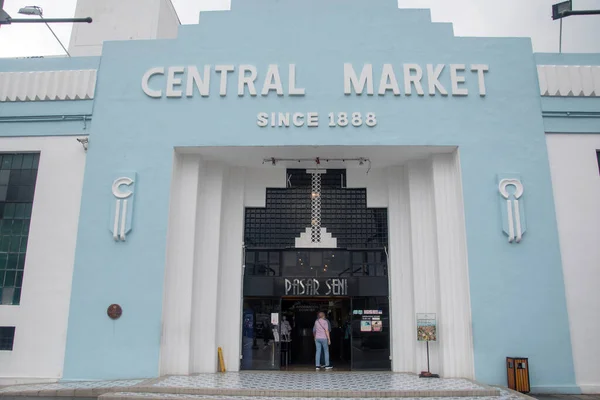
[372,320,383,332]
[416,313,437,342]
[360,319,372,332]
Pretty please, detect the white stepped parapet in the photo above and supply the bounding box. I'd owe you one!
[0,69,97,102]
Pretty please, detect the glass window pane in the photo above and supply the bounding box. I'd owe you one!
[2,156,13,169]
[0,170,9,185]
[241,298,281,370]
[19,237,27,253]
[21,154,34,169]
[32,153,40,169]
[309,251,322,267]
[9,237,20,253]
[257,252,268,263]
[11,155,23,169]
[22,220,30,235]
[9,170,21,186]
[4,270,15,287]
[15,271,23,288]
[297,251,308,267]
[18,186,34,202]
[11,220,22,234]
[269,252,279,264]
[1,287,14,305]
[0,236,10,252]
[3,203,14,219]
[6,254,17,270]
[245,251,255,263]
[14,204,25,219]
[20,170,34,186]
[283,251,296,267]
[17,254,25,270]
[6,186,18,202]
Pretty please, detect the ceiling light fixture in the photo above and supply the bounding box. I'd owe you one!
[262,157,372,174]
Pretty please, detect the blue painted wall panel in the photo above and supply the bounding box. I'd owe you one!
[59,0,577,390]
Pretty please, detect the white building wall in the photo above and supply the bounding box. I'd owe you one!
[69,0,179,57]
[160,154,199,375]
[386,153,474,377]
[407,159,442,373]
[0,136,86,385]
[216,168,245,372]
[546,134,600,394]
[162,157,251,374]
[190,162,225,373]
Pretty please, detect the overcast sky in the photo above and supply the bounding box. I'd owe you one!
[1,0,599,58]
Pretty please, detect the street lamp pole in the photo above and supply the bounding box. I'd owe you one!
[552,0,600,53]
[0,2,92,28]
[18,6,72,57]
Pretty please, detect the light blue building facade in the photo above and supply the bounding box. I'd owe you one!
[1,0,599,394]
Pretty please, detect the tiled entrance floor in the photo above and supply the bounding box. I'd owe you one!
[154,372,487,391]
[0,372,531,399]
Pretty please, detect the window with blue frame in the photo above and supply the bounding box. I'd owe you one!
[0,153,39,306]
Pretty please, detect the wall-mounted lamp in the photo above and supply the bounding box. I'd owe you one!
[77,137,89,151]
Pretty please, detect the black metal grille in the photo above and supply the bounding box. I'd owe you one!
[244,169,388,249]
[0,326,15,351]
[244,249,388,277]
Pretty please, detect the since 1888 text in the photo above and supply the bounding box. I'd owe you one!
[257,112,377,128]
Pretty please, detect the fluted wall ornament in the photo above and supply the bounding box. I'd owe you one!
[498,176,526,243]
[0,69,97,102]
[537,65,600,97]
[110,173,136,242]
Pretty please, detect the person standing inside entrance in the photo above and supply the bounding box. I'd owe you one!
[313,312,333,370]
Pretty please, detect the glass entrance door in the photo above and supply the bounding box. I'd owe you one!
[241,298,281,370]
[351,296,391,370]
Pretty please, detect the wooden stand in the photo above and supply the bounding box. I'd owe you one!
[418,341,439,378]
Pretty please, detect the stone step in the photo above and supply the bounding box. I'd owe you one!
[99,388,528,400]
[96,386,499,398]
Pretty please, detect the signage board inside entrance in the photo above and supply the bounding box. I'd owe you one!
[284,278,348,296]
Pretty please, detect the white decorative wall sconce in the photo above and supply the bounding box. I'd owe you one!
[498,176,526,243]
[110,173,136,242]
